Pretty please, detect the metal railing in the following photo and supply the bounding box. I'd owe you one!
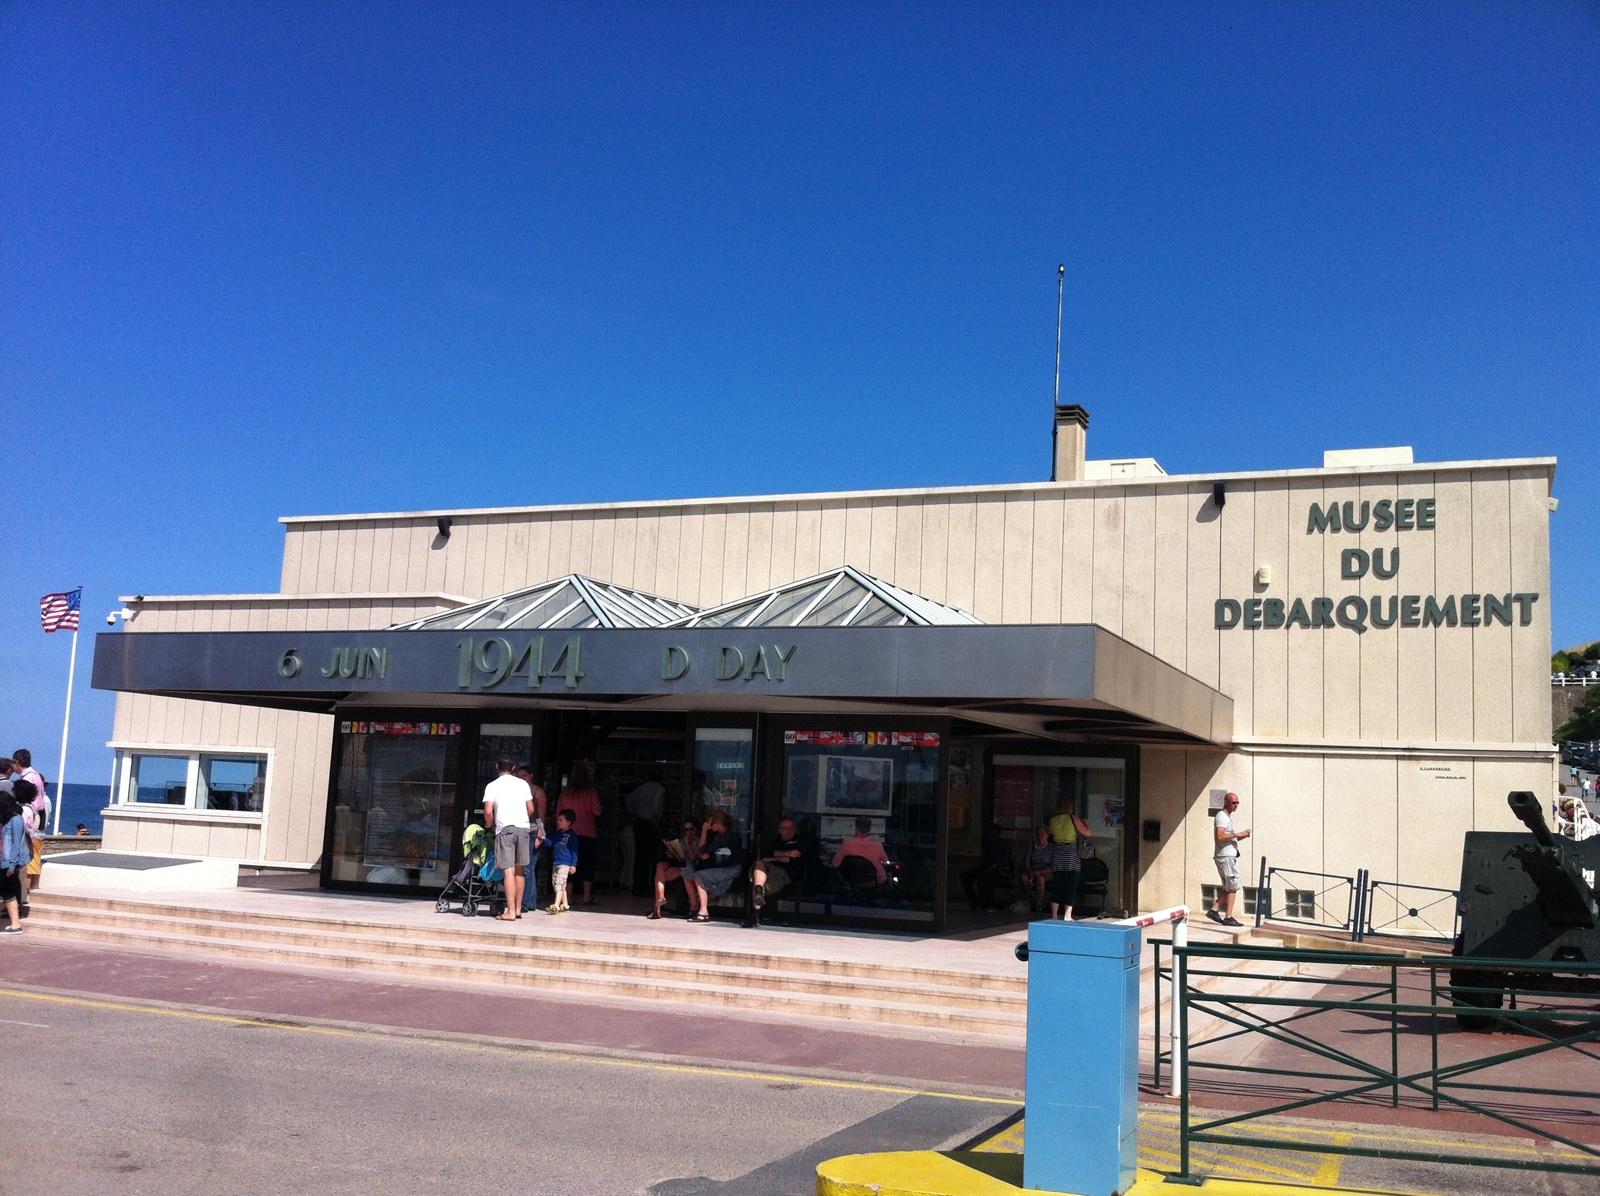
[1251,858,1363,936]
[1360,878,1460,943]
[1553,674,1600,686]
[1169,940,1600,1183]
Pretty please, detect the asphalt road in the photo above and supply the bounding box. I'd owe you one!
[0,989,1012,1196]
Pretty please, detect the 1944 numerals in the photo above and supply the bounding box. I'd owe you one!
[456,635,584,691]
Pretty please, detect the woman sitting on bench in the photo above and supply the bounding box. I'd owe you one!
[648,816,701,920]
[683,809,742,923]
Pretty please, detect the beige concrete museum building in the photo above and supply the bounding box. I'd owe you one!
[92,408,1557,932]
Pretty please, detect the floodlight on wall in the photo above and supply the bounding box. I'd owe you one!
[1212,482,1227,508]
[436,517,454,539]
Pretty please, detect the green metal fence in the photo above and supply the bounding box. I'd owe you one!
[1164,941,1600,1183]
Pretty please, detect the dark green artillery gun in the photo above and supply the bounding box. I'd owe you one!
[1450,791,1600,1028]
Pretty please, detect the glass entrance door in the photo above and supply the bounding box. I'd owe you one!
[992,753,1131,915]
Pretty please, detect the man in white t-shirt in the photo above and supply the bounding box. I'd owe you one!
[1207,791,1251,928]
[483,758,534,922]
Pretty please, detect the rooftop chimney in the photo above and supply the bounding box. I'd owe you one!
[1052,404,1089,482]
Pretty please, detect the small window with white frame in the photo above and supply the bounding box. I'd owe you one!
[116,750,266,815]
[198,755,266,812]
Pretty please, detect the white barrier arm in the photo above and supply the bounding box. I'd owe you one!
[1112,903,1189,930]
[1114,905,1190,1099]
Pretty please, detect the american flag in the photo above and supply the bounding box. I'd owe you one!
[40,588,82,633]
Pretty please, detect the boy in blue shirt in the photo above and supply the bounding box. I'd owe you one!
[547,809,578,914]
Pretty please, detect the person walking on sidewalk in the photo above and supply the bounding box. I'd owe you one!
[0,789,28,933]
[483,758,535,921]
[1207,791,1251,928]
[11,751,47,900]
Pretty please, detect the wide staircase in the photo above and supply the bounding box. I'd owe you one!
[24,892,1029,1040]
[23,893,1325,1047]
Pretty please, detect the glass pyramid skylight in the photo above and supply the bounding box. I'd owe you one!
[392,575,697,632]
[666,565,981,629]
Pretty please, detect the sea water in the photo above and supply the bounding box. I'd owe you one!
[48,781,111,837]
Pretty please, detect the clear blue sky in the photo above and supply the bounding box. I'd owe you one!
[3,3,1595,786]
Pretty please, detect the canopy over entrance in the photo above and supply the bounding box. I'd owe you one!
[93,570,1232,745]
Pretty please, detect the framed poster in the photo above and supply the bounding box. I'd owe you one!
[823,755,893,815]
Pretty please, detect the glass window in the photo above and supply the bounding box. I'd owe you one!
[198,755,266,813]
[476,723,539,813]
[127,754,189,805]
[1202,884,1263,917]
[691,728,754,839]
[799,581,868,626]
[761,580,831,626]
[328,721,462,890]
[503,582,583,629]
[773,729,941,925]
[992,754,1128,915]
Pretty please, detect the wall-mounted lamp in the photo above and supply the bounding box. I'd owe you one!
[436,517,454,539]
[1211,482,1227,508]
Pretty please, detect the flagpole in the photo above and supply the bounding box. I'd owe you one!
[52,625,78,836]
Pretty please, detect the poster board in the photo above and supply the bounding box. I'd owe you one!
[822,756,893,815]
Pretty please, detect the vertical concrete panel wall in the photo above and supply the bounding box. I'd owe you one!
[126,459,1555,901]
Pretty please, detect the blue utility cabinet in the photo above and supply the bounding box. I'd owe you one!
[1021,919,1141,1195]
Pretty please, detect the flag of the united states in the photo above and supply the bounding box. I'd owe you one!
[40,588,82,633]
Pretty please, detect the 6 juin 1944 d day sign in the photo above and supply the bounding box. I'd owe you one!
[1215,498,1540,635]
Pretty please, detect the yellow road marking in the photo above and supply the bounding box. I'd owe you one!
[1143,1107,1595,1164]
[1139,1144,1323,1182]
[1311,1134,1349,1187]
[0,986,1021,1107]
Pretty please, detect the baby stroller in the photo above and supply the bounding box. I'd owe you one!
[434,823,504,917]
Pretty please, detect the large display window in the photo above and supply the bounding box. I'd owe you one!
[768,726,943,925]
[326,720,462,890]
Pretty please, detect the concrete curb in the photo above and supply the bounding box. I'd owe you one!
[814,1151,1417,1195]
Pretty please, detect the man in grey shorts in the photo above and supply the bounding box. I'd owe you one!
[1207,791,1251,928]
[483,757,535,921]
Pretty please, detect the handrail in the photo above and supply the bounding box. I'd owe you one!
[1253,859,1362,936]
[1362,878,1460,942]
[1172,939,1600,1182]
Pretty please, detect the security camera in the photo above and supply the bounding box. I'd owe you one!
[106,611,118,626]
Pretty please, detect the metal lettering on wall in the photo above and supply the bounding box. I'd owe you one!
[661,643,797,683]
[455,635,585,690]
[269,638,803,692]
[1215,501,1542,633]
[278,646,390,680]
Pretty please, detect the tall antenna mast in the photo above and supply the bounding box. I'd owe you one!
[1052,262,1065,409]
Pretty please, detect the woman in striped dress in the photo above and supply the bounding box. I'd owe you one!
[1047,798,1093,921]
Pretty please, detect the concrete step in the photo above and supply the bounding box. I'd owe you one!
[25,904,1026,1016]
[28,916,1029,1039]
[29,893,1026,995]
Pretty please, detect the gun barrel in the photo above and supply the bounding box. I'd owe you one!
[1508,790,1555,848]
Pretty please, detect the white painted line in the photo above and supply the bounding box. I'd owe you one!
[0,1018,49,1028]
